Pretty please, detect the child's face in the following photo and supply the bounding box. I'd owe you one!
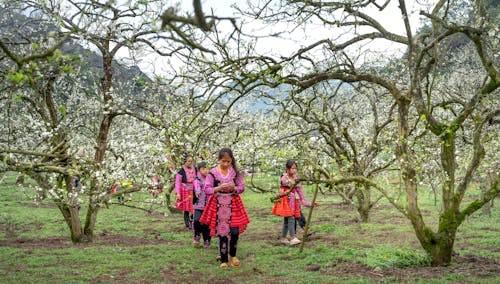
[199,167,208,177]
[287,164,297,176]
[218,154,232,170]
[184,157,194,167]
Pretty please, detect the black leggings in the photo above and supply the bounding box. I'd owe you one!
[219,227,239,263]
[193,209,211,242]
[183,211,193,229]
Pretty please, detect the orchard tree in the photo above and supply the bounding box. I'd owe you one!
[269,81,397,221]
[213,0,499,265]
[0,0,233,243]
[0,5,87,241]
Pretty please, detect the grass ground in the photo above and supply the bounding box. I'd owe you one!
[0,172,498,283]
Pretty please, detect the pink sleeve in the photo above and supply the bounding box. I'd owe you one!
[193,179,201,193]
[204,173,215,195]
[235,174,245,194]
[281,175,293,187]
[296,184,311,207]
[174,174,182,194]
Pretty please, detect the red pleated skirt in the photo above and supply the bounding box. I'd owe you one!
[200,194,250,236]
[175,187,193,213]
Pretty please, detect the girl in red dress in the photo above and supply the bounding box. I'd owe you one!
[174,155,196,230]
[200,148,250,268]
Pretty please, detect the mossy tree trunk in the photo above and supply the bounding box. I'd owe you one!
[83,37,115,242]
[355,183,371,223]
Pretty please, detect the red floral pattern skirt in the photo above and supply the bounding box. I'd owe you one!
[200,194,250,237]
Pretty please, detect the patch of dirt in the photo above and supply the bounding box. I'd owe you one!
[332,203,356,210]
[456,242,500,253]
[142,228,163,239]
[337,217,361,226]
[156,265,237,284]
[322,255,500,281]
[90,268,153,284]
[372,204,394,210]
[372,214,409,225]
[0,234,175,249]
[0,222,45,239]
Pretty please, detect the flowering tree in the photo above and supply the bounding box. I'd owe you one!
[270,81,397,221]
[0,0,232,243]
[211,0,499,266]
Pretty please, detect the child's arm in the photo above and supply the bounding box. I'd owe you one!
[203,173,216,195]
[296,184,312,207]
[234,174,245,194]
[193,178,201,196]
[174,174,182,196]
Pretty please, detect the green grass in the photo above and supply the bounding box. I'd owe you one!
[0,172,499,283]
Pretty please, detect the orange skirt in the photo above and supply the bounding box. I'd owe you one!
[271,187,300,217]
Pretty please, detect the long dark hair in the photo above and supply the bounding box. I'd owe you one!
[218,147,238,178]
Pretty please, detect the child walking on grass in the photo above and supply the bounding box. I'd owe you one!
[174,154,196,230]
[200,148,250,268]
[192,161,211,247]
[272,160,316,245]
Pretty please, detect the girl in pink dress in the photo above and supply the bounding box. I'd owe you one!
[174,155,196,230]
[192,161,211,247]
[200,148,250,268]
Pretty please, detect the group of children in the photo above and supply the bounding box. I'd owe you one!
[174,148,249,268]
[174,147,314,268]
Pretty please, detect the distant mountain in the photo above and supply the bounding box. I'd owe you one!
[0,9,151,90]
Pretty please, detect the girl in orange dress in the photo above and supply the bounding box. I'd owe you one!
[272,160,312,245]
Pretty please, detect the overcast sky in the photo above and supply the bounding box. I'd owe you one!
[189,0,422,54]
[141,0,424,76]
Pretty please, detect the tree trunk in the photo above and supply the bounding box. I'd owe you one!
[334,184,355,205]
[81,45,114,242]
[422,209,458,266]
[165,181,177,212]
[355,183,371,222]
[83,203,98,241]
[481,185,492,216]
[58,204,86,243]
[68,207,85,243]
[428,235,455,266]
[481,172,496,215]
[409,134,460,266]
[397,99,444,264]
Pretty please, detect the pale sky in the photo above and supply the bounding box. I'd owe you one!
[194,0,422,55]
[143,0,424,76]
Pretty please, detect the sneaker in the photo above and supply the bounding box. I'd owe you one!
[229,256,240,268]
[192,235,200,246]
[203,240,211,248]
[289,237,301,245]
[220,262,228,268]
[279,238,290,245]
